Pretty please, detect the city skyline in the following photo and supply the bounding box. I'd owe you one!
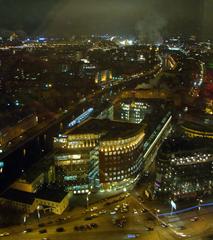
[0,1,213,239]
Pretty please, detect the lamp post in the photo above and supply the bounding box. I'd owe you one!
[23,215,27,225]
[37,205,41,222]
[86,191,91,209]
[198,199,203,211]
[154,208,160,221]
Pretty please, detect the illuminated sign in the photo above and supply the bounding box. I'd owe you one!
[64,176,77,181]
[72,154,81,160]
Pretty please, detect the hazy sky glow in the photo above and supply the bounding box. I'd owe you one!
[0,0,212,39]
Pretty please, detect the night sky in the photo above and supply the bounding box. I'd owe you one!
[0,0,212,39]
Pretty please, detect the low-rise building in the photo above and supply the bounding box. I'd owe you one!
[0,188,72,215]
[11,156,55,193]
[11,173,45,193]
[35,188,72,215]
[0,189,36,213]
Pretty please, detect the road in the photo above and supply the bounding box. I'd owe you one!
[0,193,182,240]
[2,188,213,239]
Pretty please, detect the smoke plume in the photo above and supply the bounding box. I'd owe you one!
[136,10,167,44]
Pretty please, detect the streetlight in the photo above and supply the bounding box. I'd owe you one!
[155,209,160,221]
[86,191,91,209]
[23,215,27,225]
[198,199,203,211]
[37,205,41,221]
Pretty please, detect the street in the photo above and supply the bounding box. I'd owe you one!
[1,191,206,240]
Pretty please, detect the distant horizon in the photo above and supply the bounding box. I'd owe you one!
[0,32,210,42]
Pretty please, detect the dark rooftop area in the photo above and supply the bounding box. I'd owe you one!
[20,155,54,183]
[36,188,69,203]
[159,134,213,156]
[0,188,35,205]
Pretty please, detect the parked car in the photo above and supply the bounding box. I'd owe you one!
[190,217,199,222]
[110,211,116,215]
[74,226,79,231]
[39,229,47,234]
[91,223,98,228]
[145,227,154,231]
[56,227,64,232]
[161,223,168,228]
[23,228,32,233]
[86,224,92,230]
[0,232,10,237]
[38,223,45,228]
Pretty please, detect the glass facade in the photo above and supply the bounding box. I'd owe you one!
[54,134,100,194]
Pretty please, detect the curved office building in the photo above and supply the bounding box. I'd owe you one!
[54,118,145,193]
[99,129,145,191]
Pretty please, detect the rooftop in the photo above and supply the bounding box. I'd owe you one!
[0,188,35,205]
[171,153,213,166]
[19,155,54,183]
[182,121,213,134]
[68,118,144,141]
[36,188,69,203]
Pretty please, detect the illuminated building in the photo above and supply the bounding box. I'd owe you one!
[113,98,173,175]
[205,99,213,115]
[202,83,213,115]
[95,70,113,84]
[164,54,177,70]
[54,118,145,193]
[154,137,213,199]
[99,122,145,191]
[181,121,213,139]
[113,99,152,124]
